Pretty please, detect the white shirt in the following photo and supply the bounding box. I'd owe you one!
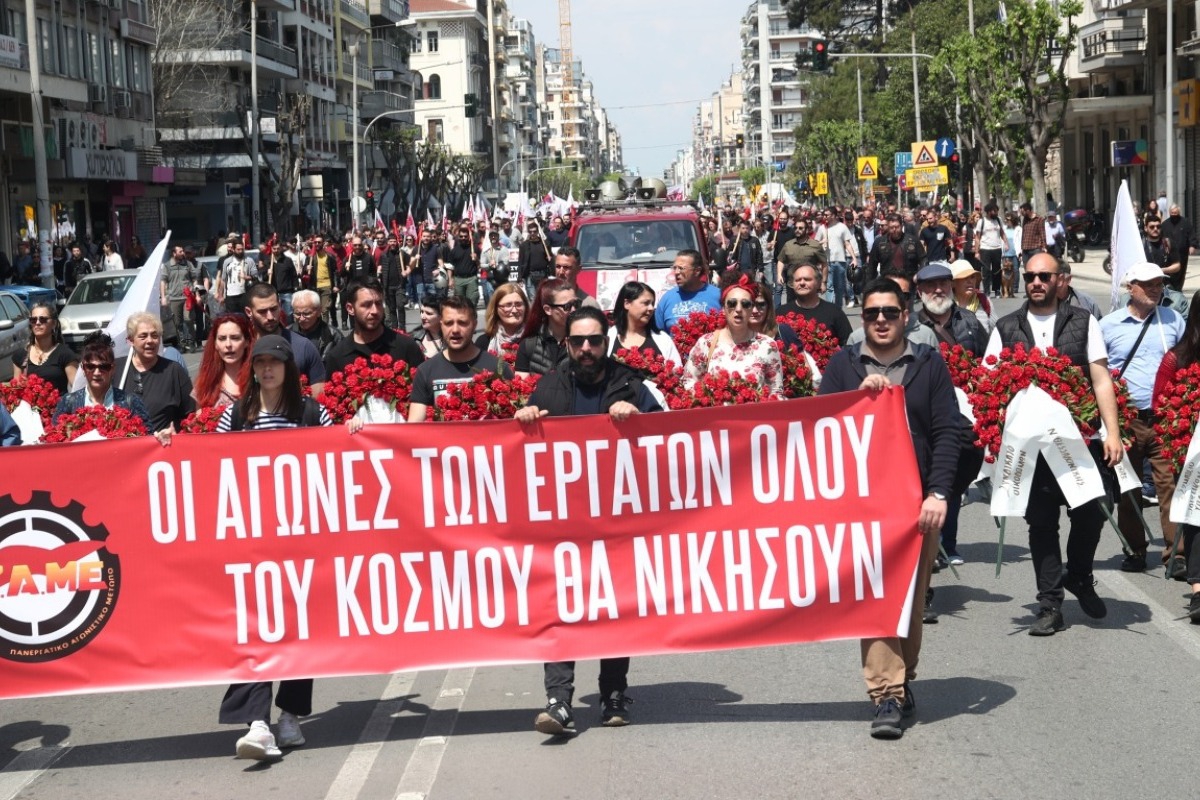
[975,216,1006,250]
[825,222,856,262]
[984,311,1108,364]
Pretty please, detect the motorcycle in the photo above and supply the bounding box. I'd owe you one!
[1063,208,1088,263]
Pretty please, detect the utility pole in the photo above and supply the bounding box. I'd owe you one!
[24,0,52,284]
[250,0,261,243]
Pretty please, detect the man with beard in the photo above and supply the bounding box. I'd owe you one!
[64,244,93,294]
[918,212,954,264]
[216,239,258,313]
[984,252,1124,636]
[867,213,923,281]
[1143,217,1172,273]
[446,223,481,309]
[344,237,375,282]
[406,295,504,422]
[516,305,662,737]
[776,217,827,301]
[378,234,404,327]
[244,282,327,394]
[655,249,721,331]
[518,222,553,301]
[323,277,425,376]
[777,262,852,345]
[727,219,764,281]
[1161,204,1197,291]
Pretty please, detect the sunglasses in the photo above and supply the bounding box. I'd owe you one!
[29,316,52,324]
[1023,271,1057,284]
[751,301,769,311]
[862,306,903,322]
[1147,225,1161,230]
[82,362,114,372]
[549,300,581,312]
[725,299,753,310]
[566,334,605,348]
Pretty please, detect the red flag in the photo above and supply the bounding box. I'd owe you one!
[265,233,278,252]
[242,232,251,249]
[391,219,403,241]
[405,210,416,238]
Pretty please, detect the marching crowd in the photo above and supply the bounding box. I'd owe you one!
[3,192,1200,751]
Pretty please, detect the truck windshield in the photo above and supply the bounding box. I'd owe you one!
[576,220,699,267]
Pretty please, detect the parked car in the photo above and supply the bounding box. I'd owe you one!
[2,283,58,313]
[58,270,139,348]
[0,290,32,381]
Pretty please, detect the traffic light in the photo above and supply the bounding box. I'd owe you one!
[812,40,828,71]
[713,152,722,169]
[324,195,336,214]
[948,152,961,180]
[736,134,745,149]
[464,93,479,118]
[365,190,375,214]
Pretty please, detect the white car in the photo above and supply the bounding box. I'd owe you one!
[59,270,139,348]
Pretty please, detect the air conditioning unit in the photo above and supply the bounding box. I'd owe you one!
[59,119,79,150]
[88,84,107,104]
[108,0,122,8]
[85,121,102,149]
[113,90,132,110]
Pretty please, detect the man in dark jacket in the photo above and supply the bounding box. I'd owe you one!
[518,222,553,300]
[1161,203,1198,291]
[984,252,1123,637]
[516,305,661,737]
[378,235,404,327]
[818,276,959,740]
[867,214,923,281]
[727,219,764,280]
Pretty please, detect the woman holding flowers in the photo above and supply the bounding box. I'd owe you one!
[682,275,783,396]
[608,281,682,367]
[52,331,152,433]
[745,280,802,350]
[11,302,77,394]
[476,282,528,357]
[191,313,255,408]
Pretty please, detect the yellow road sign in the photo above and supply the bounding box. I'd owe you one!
[905,166,949,188]
[911,141,938,168]
[814,172,829,196]
[856,157,879,181]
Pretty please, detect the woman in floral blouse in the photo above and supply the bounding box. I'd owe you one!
[683,275,784,396]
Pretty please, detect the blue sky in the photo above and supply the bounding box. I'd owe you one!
[507,0,743,178]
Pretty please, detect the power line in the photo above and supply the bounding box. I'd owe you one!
[608,97,712,110]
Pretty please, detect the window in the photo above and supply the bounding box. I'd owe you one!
[109,39,125,87]
[427,119,443,143]
[128,44,147,93]
[412,30,422,52]
[424,73,441,100]
[427,31,438,53]
[63,26,80,78]
[38,17,55,74]
[87,32,104,84]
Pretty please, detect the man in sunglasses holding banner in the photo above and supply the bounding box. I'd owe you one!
[516,306,662,737]
[818,277,961,740]
[983,252,1124,636]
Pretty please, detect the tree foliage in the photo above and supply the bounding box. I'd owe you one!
[373,128,486,220]
[740,166,767,192]
[691,175,717,202]
[793,119,873,203]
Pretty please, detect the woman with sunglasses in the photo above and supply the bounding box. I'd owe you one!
[744,280,802,351]
[52,331,152,433]
[608,281,682,366]
[515,278,576,377]
[682,276,783,395]
[192,313,255,408]
[12,303,78,394]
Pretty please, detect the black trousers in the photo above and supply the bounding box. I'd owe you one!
[544,658,629,704]
[219,680,313,725]
[979,248,1003,294]
[1023,455,1104,611]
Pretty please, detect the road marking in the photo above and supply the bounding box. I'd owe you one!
[0,745,68,800]
[1096,571,1200,660]
[393,668,475,800]
[323,672,418,800]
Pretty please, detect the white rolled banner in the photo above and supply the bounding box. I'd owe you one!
[990,385,1105,516]
[1170,430,1200,525]
[354,394,406,425]
[1099,421,1142,496]
[804,351,823,391]
[10,400,45,445]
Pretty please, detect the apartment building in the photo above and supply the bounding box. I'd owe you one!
[538,45,618,177]
[502,17,549,189]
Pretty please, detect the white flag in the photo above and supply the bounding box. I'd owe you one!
[1109,180,1144,312]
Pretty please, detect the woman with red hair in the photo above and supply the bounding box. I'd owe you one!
[682,275,784,395]
[192,313,255,407]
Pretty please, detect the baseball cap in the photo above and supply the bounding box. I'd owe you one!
[251,334,293,362]
[914,262,954,283]
[1122,262,1166,285]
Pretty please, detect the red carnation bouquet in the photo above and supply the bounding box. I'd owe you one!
[776,342,815,398]
[968,344,1098,462]
[319,354,415,423]
[667,368,781,410]
[777,313,840,371]
[40,405,147,443]
[499,341,520,371]
[435,372,540,421]
[613,347,684,397]
[1109,371,1138,448]
[1153,361,1200,472]
[1,373,61,427]
[670,309,725,361]
[939,342,981,394]
[179,404,229,434]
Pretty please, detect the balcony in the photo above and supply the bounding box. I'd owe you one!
[120,18,157,46]
[341,54,372,83]
[162,28,298,78]
[367,0,408,22]
[371,39,407,71]
[256,0,296,10]
[469,52,488,68]
[340,0,370,29]
[361,91,413,122]
[1078,15,1146,71]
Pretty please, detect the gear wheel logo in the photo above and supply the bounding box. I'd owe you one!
[0,491,120,663]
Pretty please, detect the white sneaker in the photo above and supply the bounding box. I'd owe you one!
[236,720,282,760]
[276,711,306,748]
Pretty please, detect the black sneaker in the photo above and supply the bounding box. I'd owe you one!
[1188,593,1200,624]
[534,700,576,736]
[1063,572,1107,618]
[932,554,947,573]
[1169,558,1189,582]
[1029,607,1065,636]
[1120,552,1147,573]
[870,698,903,739]
[600,691,631,727]
[901,683,915,718]
[922,587,938,624]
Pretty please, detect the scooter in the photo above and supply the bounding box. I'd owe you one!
[1063,209,1088,263]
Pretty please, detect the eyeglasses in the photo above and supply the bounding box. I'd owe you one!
[549,300,582,312]
[566,334,605,348]
[1146,225,1160,231]
[292,309,318,318]
[725,299,753,310]
[29,316,52,324]
[1023,271,1057,284]
[82,362,114,372]
[862,306,903,322]
[498,302,525,311]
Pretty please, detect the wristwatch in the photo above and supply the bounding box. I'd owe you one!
[928,491,947,501]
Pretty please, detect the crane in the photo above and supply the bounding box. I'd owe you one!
[558,0,576,162]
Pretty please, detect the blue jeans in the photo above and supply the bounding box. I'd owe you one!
[481,275,494,306]
[407,273,425,305]
[278,292,293,318]
[824,261,848,306]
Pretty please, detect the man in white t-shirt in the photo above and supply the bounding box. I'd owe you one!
[823,210,859,308]
[984,255,1123,638]
[974,202,1009,298]
[984,252,1123,637]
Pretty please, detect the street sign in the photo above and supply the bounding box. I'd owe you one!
[936,137,956,159]
[905,166,949,188]
[898,174,909,192]
[814,172,829,196]
[1110,139,1148,166]
[911,140,938,167]
[350,196,367,214]
[894,151,913,174]
[856,156,879,181]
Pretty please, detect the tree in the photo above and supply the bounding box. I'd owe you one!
[373,128,487,220]
[526,168,593,201]
[793,120,870,203]
[149,0,240,121]
[239,93,311,238]
[786,0,925,49]
[740,167,767,194]
[691,175,716,203]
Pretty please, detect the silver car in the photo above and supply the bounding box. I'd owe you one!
[0,291,32,381]
[59,270,139,349]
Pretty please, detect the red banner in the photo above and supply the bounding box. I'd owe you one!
[0,388,922,700]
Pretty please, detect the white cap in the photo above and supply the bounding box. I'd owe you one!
[1121,261,1165,286]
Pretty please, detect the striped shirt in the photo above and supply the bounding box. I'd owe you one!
[215,405,333,432]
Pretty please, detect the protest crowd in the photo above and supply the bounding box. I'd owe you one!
[3,187,1200,754]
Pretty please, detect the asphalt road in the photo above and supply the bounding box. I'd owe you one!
[4,245,1200,800]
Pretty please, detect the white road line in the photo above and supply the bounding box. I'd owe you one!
[0,745,69,800]
[393,668,475,800]
[323,672,418,800]
[1096,571,1200,660]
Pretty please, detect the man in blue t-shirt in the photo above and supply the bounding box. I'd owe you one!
[654,249,722,332]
